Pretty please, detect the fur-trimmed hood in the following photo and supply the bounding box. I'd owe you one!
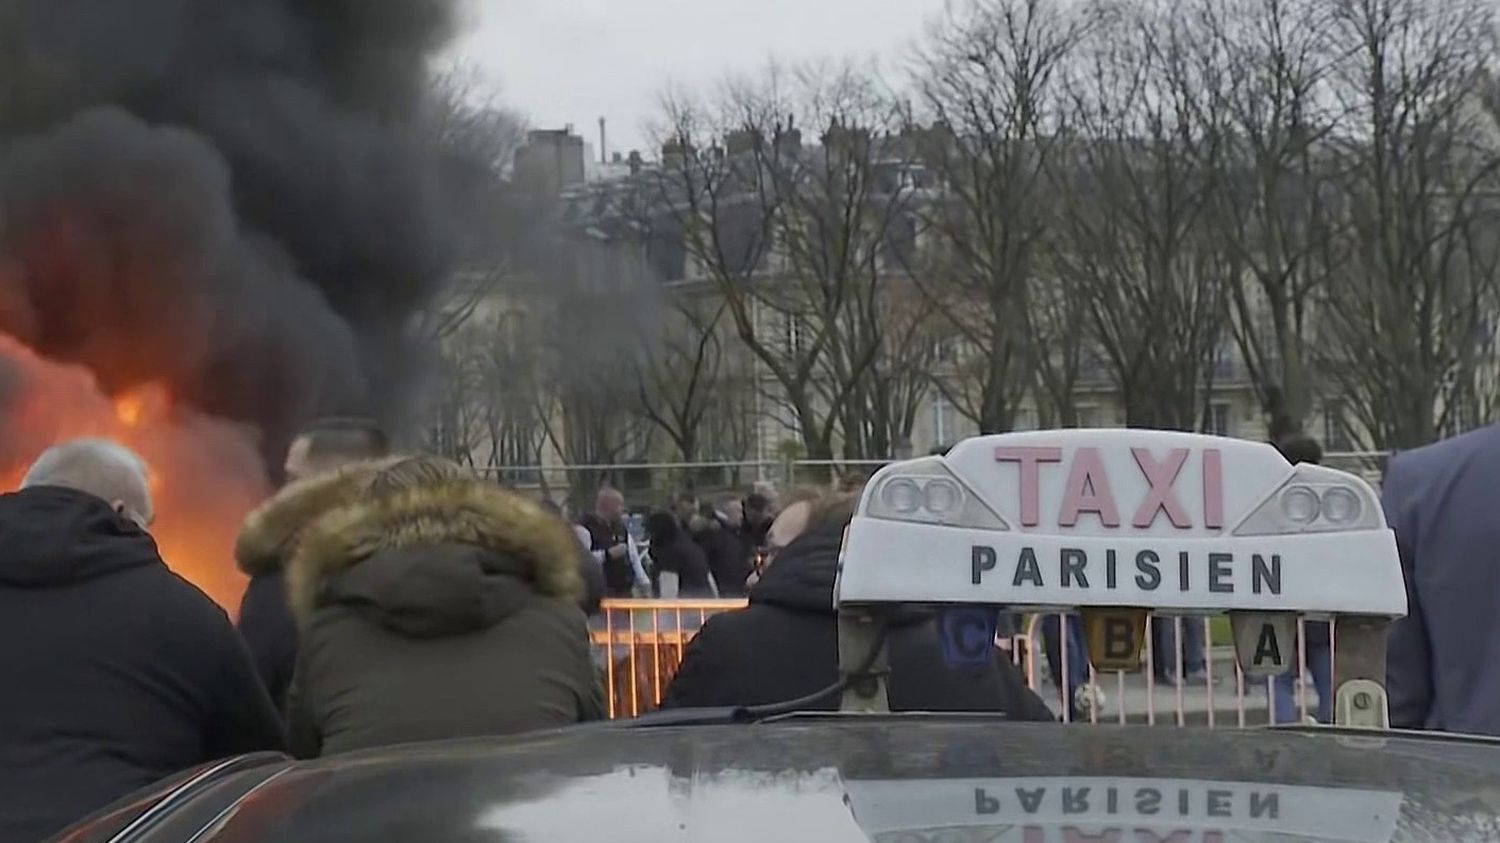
[288,479,582,635]
[235,462,395,576]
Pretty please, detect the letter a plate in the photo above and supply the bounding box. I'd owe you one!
[1230,612,1298,677]
[1082,608,1147,671]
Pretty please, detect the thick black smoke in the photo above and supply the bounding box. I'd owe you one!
[0,0,471,454]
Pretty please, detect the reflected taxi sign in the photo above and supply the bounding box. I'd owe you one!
[834,430,1407,619]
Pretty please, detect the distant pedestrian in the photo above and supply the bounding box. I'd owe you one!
[1384,424,1500,735]
[236,417,390,710]
[661,492,1054,720]
[1271,433,1331,724]
[286,456,604,757]
[646,511,715,598]
[742,491,775,551]
[672,491,699,527]
[0,439,285,843]
[691,501,752,598]
[540,498,605,616]
[578,487,649,597]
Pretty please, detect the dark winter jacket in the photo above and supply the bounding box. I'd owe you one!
[286,479,605,758]
[0,486,286,843]
[659,521,1055,719]
[235,466,382,711]
[693,519,751,598]
[1384,424,1500,734]
[646,513,715,597]
[580,513,634,597]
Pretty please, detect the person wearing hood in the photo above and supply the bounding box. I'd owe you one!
[237,418,390,710]
[0,439,285,843]
[285,456,604,758]
[659,492,1054,720]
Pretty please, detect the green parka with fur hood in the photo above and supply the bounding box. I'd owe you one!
[285,477,604,758]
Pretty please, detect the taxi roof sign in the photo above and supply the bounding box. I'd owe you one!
[834,429,1407,617]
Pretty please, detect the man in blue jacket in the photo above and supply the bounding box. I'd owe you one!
[1382,423,1500,734]
[0,439,284,842]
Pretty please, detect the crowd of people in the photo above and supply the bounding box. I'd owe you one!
[0,417,1495,840]
[0,419,1047,842]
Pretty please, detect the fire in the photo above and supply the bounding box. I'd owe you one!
[0,332,270,611]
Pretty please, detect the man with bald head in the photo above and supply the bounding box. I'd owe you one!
[579,486,649,597]
[0,438,285,843]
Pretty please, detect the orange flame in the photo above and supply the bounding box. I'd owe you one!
[0,333,269,611]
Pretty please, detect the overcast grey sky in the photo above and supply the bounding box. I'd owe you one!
[448,0,947,157]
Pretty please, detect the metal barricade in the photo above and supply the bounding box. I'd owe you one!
[591,602,1332,727]
[591,599,1035,719]
[591,599,746,718]
[1023,613,1336,727]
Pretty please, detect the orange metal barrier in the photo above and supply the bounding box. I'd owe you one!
[591,602,1330,725]
[590,599,746,718]
[590,599,1033,719]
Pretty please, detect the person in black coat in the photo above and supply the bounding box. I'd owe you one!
[659,497,1054,719]
[646,511,715,598]
[691,502,752,598]
[0,439,285,843]
[237,418,389,711]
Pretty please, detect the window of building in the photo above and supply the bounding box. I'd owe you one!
[1207,402,1232,437]
[784,313,805,357]
[932,394,952,450]
[1323,401,1353,451]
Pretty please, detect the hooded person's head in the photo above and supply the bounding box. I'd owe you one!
[21,438,152,530]
[764,491,859,568]
[287,454,582,632]
[646,511,680,544]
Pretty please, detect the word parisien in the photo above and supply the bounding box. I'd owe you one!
[971,546,1283,596]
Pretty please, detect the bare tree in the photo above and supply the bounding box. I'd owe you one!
[651,62,924,463]
[914,0,1088,433]
[1314,0,1500,450]
[1050,3,1232,430]
[1192,0,1346,440]
[635,289,728,463]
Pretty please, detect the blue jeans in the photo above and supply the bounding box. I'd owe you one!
[1271,643,1332,723]
[1152,616,1205,679]
[1041,614,1089,717]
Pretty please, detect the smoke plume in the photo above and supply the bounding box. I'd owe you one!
[0,0,471,453]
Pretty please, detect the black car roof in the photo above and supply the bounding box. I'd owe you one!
[116,720,1500,842]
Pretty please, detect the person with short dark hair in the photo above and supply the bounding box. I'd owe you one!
[237,417,391,710]
[671,492,699,527]
[0,440,285,842]
[660,492,1054,720]
[742,491,774,547]
[1277,433,1324,467]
